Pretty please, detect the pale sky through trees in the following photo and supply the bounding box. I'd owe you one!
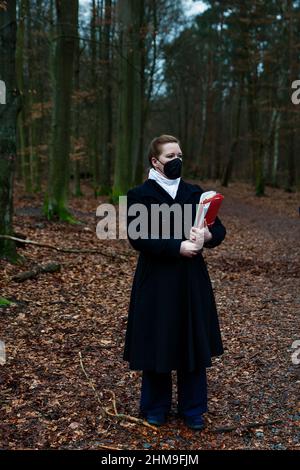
[77,0,208,98]
[79,0,208,17]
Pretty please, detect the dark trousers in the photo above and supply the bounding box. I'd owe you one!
[139,367,208,417]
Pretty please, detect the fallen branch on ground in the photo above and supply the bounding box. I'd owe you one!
[78,352,158,431]
[0,234,130,260]
[212,419,282,433]
[96,443,127,450]
[11,262,61,282]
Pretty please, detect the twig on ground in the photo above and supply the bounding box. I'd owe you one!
[0,234,130,260]
[11,262,61,282]
[96,443,127,450]
[78,352,157,431]
[212,419,282,433]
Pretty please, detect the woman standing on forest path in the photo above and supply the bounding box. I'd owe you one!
[123,134,226,430]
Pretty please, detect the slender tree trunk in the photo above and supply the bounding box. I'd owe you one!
[213,95,223,180]
[33,0,45,193]
[0,0,20,261]
[132,0,146,186]
[143,0,157,127]
[262,108,278,184]
[285,0,296,191]
[26,0,38,193]
[99,0,113,194]
[272,112,281,187]
[222,79,243,187]
[246,71,264,195]
[93,0,104,196]
[44,0,79,221]
[113,0,145,199]
[196,79,208,172]
[16,0,31,192]
[72,0,82,197]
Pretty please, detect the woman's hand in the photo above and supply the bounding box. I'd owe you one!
[180,240,202,258]
[189,226,205,249]
[180,221,213,258]
[203,220,213,243]
[190,220,213,245]
[180,224,205,257]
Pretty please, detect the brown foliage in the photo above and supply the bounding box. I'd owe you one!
[0,180,299,449]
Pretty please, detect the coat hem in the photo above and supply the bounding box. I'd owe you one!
[122,351,223,373]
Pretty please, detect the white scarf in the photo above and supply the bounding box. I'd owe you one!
[148,167,181,199]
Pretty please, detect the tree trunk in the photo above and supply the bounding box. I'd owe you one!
[92,0,103,196]
[272,112,281,187]
[285,0,296,191]
[113,0,145,199]
[0,0,20,262]
[72,0,82,197]
[16,0,31,192]
[222,78,243,187]
[44,0,79,221]
[99,0,113,194]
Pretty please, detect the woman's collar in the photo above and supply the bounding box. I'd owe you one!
[148,167,181,186]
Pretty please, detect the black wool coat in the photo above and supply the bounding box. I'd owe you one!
[122,178,226,373]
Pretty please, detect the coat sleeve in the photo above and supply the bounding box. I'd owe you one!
[126,188,183,257]
[203,215,226,249]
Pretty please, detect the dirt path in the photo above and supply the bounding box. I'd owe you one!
[0,181,299,449]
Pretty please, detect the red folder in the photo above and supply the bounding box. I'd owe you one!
[194,192,224,228]
[202,193,224,227]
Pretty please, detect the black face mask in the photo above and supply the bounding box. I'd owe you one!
[158,157,182,179]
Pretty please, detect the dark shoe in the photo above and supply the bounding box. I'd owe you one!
[184,415,205,430]
[146,413,166,426]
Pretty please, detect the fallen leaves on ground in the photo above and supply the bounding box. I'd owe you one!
[0,180,299,450]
